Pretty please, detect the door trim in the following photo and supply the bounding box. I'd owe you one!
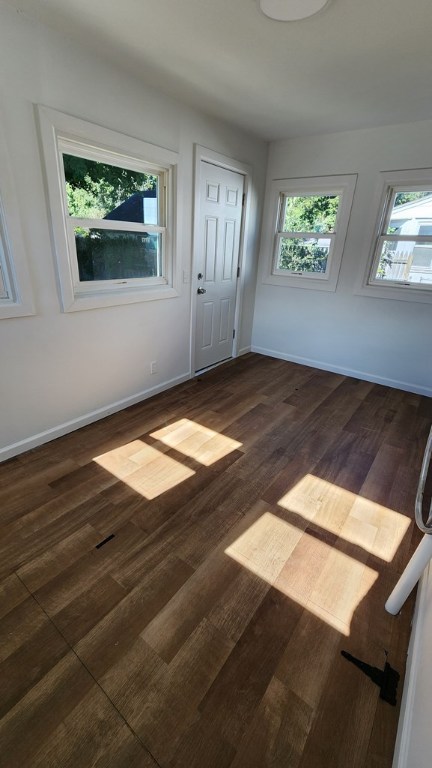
[191,145,252,375]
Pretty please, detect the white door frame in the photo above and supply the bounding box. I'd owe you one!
[190,145,252,375]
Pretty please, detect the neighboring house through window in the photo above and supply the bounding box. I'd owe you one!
[38,106,179,312]
[358,168,432,303]
[262,175,357,291]
[370,187,432,288]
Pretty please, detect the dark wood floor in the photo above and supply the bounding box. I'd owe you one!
[0,353,430,768]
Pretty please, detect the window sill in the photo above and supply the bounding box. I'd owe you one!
[0,299,35,320]
[62,284,179,312]
[263,273,338,292]
[354,281,432,304]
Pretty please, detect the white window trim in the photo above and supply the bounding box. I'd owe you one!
[37,105,180,312]
[0,123,35,319]
[261,174,357,292]
[356,168,432,304]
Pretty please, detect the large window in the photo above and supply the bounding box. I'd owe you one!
[38,107,179,312]
[357,168,432,303]
[369,182,432,290]
[262,175,356,291]
[274,193,339,278]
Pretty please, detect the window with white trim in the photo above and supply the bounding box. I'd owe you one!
[368,178,432,292]
[263,175,356,292]
[0,181,34,320]
[38,107,179,312]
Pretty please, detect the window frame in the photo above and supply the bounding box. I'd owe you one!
[261,174,357,292]
[38,106,180,312]
[366,170,432,297]
[0,121,35,320]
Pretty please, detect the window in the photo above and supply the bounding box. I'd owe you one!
[38,107,179,312]
[369,180,432,291]
[262,175,356,291]
[0,125,34,320]
[0,221,11,299]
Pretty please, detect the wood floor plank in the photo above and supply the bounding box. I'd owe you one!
[230,678,313,768]
[0,573,28,620]
[197,588,303,749]
[0,654,95,768]
[74,554,194,679]
[0,603,70,720]
[126,618,234,765]
[16,523,101,593]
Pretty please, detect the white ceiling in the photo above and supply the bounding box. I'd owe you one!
[5,0,432,141]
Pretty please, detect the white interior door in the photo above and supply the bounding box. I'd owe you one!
[194,161,244,372]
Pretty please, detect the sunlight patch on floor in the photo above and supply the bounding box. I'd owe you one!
[150,418,242,466]
[93,439,195,500]
[278,473,411,561]
[225,511,304,585]
[225,506,379,635]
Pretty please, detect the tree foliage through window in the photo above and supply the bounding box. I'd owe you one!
[278,194,339,273]
[62,154,160,282]
[63,154,157,219]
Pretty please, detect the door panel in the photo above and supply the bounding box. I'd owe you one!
[202,302,214,349]
[219,298,231,342]
[195,162,244,371]
[223,220,236,281]
[204,216,217,282]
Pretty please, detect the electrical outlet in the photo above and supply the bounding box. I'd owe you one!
[150,360,157,375]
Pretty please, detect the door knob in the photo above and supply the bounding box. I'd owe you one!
[197,287,207,295]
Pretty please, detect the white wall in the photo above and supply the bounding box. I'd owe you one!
[0,4,267,459]
[252,121,432,395]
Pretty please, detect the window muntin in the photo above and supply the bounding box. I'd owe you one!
[273,192,342,278]
[369,187,432,288]
[59,142,168,294]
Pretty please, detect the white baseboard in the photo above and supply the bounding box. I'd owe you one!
[251,345,432,398]
[0,372,191,462]
[237,345,251,356]
[392,562,432,768]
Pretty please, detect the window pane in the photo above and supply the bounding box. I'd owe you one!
[0,230,10,298]
[283,195,340,233]
[276,237,331,273]
[0,263,8,298]
[374,239,432,284]
[75,228,162,282]
[386,191,432,235]
[63,154,159,224]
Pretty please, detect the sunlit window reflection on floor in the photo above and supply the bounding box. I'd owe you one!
[278,474,410,562]
[225,508,378,634]
[94,439,195,500]
[93,419,242,499]
[151,418,242,466]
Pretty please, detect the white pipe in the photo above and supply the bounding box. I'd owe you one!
[386,534,432,615]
